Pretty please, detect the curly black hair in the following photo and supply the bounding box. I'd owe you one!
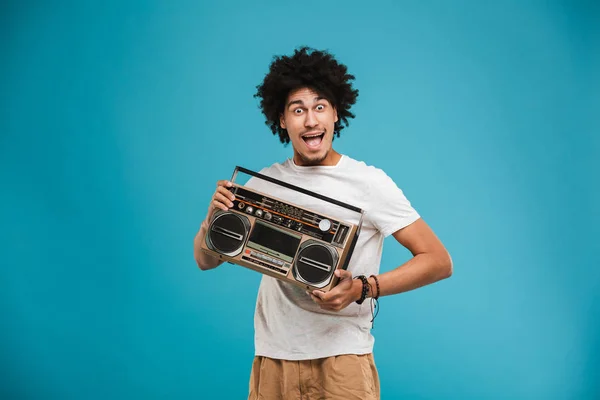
[254,46,359,145]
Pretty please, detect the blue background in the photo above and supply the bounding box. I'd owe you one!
[2,1,599,398]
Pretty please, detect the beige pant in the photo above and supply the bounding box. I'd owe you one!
[248,353,380,400]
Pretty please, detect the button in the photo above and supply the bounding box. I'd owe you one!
[319,219,331,231]
[266,256,281,266]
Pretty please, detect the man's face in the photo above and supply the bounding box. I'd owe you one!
[279,87,339,166]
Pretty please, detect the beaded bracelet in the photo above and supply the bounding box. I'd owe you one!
[369,275,380,299]
[354,275,369,304]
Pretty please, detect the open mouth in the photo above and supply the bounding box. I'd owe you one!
[301,132,324,149]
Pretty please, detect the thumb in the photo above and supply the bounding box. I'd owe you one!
[334,269,353,280]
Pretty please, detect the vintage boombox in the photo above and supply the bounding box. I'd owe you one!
[199,166,364,292]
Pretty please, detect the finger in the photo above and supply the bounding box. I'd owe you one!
[307,290,326,301]
[216,186,236,202]
[312,296,341,311]
[334,269,353,280]
[311,289,335,302]
[308,289,345,311]
[211,200,229,211]
[217,180,233,188]
[308,293,336,310]
[308,291,321,302]
[214,192,234,208]
[307,292,322,304]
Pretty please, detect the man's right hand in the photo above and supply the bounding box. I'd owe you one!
[194,179,237,270]
[204,180,236,223]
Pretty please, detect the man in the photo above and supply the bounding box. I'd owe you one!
[194,47,452,400]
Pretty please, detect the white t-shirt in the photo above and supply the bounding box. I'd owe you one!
[243,154,420,360]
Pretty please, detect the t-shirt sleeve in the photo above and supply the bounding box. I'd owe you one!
[366,169,421,237]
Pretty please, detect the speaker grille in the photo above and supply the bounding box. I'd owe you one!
[294,242,337,285]
[207,212,249,255]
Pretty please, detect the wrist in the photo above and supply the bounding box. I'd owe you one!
[353,275,370,304]
[352,278,363,302]
[200,219,210,231]
[352,275,380,303]
[368,275,379,299]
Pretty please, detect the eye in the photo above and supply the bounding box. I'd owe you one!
[316,104,325,111]
[294,108,303,114]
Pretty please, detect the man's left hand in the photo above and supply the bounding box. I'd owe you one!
[308,269,359,311]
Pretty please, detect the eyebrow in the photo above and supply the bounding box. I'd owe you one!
[286,96,327,109]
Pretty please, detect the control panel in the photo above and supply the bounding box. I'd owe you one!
[229,186,351,246]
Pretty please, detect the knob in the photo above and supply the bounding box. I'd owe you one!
[255,209,263,218]
[264,212,272,221]
[319,219,331,232]
[246,206,254,214]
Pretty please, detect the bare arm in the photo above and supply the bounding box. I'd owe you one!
[194,220,225,270]
[360,218,452,299]
[310,218,452,311]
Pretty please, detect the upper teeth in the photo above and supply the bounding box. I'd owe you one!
[305,133,321,138]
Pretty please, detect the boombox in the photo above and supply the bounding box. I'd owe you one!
[199,166,364,292]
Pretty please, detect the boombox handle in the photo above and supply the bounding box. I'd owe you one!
[231,166,365,234]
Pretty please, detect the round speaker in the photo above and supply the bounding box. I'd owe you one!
[206,211,250,256]
[293,240,339,286]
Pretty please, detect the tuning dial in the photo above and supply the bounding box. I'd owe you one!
[319,219,331,232]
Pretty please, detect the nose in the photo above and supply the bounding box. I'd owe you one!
[304,110,318,128]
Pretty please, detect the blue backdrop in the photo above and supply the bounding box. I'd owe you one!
[2,1,598,399]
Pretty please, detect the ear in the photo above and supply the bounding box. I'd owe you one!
[280,113,286,129]
[334,107,338,123]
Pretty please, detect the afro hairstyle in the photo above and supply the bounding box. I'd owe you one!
[254,46,359,145]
